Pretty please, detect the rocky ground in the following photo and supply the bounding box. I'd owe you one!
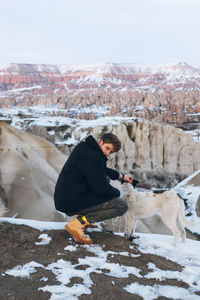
[1,222,199,300]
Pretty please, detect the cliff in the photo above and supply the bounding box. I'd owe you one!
[46,116,200,176]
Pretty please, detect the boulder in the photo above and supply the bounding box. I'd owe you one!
[0,122,67,221]
[26,125,55,143]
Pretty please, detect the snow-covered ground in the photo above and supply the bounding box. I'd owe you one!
[0,217,200,300]
[1,169,200,299]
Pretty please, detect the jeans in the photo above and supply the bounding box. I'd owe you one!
[74,197,128,223]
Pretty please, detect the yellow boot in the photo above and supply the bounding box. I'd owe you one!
[65,215,93,244]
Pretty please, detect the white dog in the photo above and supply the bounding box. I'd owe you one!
[122,182,197,246]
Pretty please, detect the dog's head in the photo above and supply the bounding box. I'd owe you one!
[120,179,139,199]
[121,179,139,189]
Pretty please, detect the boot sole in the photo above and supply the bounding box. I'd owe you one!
[86,224,98,229]
[65,225,93,245]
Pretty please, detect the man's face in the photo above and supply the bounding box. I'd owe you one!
[98,140,114,157]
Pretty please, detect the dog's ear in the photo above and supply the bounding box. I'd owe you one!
[120,179,126,184]
[132,179,139,189]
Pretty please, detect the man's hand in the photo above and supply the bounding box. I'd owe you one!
[124,173,133,183]
[119,173,133,183]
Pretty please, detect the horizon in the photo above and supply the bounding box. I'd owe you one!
[0,61,199,67]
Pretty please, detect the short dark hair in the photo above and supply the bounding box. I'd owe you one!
[100,133,121,152]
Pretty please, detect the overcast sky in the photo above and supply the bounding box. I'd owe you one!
[0,0,200,66]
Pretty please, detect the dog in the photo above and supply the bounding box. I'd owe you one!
[121,180,197,246]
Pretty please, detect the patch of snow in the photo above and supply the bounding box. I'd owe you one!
[134,233,200,268]
[64,245,78,252]
[0,86,41,96]
[124,282,199,300]
[40,277,48,282]
[0,217,66,231]
[5,261,44,278]
[39,283,91,300]
[35,233,52,245]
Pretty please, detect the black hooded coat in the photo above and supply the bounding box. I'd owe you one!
[54,135,120,216]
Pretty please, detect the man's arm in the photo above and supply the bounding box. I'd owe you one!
[106,167,133,183]
[105,167,119,180]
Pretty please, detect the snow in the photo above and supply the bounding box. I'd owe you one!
[35,233,52,245]
[64,245,78,251]
[54,62,200,80]
[5,261,44,278]
[173,170,200,235]
[124,283,200,300]
[0,86,41,97]
[1,217,200,299]
[40,277,48,282]
[185,130,200,142]
[0,217,66,231]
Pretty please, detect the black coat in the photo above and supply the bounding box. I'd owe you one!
[54,135,120,215]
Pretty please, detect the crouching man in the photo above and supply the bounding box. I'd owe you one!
[54,133,133,244]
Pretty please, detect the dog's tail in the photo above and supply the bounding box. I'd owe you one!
[177,199,198,227]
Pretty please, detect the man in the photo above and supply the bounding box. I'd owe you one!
[54,133,133,244]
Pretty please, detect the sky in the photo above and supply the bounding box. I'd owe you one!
[0,0,200,66]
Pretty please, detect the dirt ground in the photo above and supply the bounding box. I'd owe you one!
[0,222,199,300]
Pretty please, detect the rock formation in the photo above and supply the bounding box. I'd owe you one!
[1,63,200,128]
[0,122,67,221]
[58,117,200,176]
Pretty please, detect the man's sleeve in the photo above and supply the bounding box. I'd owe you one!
[77,160,120,198]
[106,167,120,180]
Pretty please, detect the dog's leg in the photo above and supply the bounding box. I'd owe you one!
[177,203,187,243]
[124,211,136,239]
[177,219,186,243]
[129,219,138,241]
[161,212,180,246]
[170,226,180,246]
